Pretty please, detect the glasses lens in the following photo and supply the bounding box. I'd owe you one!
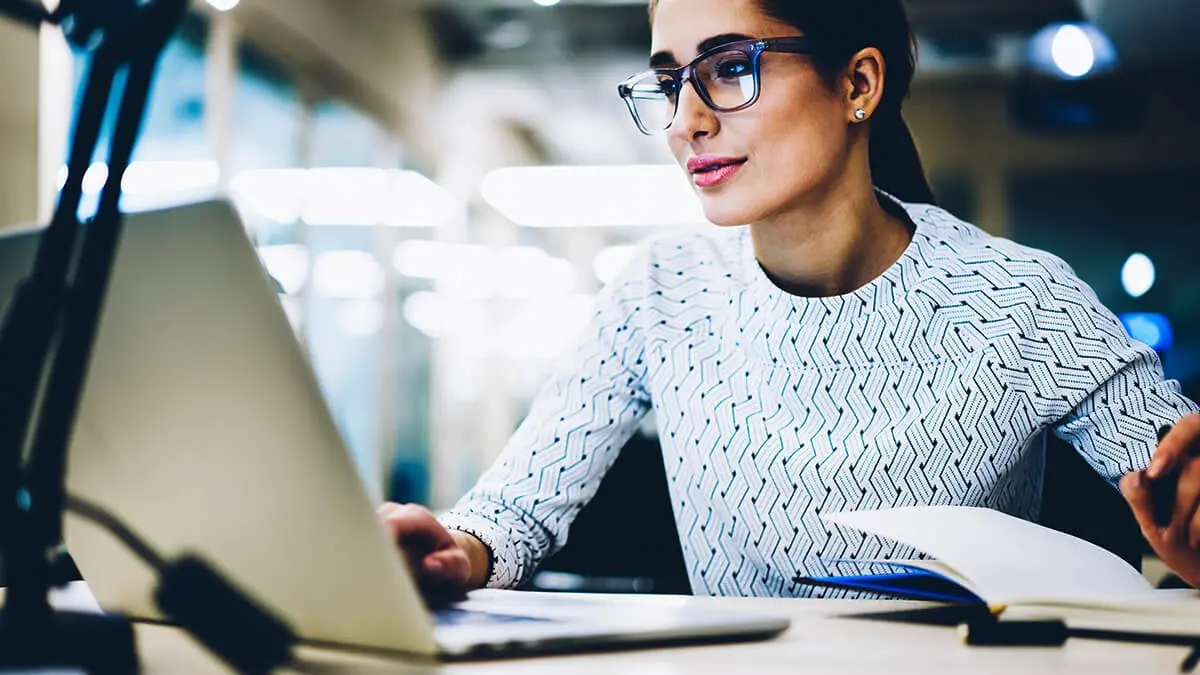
[695,49,757,111]
[623,72,677,133]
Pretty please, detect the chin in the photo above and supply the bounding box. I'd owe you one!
[698,197,758,228]
[702,213,746,228]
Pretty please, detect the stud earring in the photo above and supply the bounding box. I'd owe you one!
[854,108,868,122]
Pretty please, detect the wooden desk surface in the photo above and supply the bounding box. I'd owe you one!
[4,584,1192,673]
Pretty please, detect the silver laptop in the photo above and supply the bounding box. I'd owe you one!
[0,200,789,658]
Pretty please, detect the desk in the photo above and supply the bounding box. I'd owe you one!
[6,584,1193,674]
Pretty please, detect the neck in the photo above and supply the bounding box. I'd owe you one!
[749,178,913,298]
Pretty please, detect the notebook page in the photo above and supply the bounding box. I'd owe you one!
[824,506,1157,607]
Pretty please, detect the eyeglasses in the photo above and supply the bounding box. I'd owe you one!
[617,36,820,135]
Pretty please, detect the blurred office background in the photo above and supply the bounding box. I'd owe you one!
[1,0,1198,589]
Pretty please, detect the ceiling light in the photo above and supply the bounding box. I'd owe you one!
[393,241,577,299]
[481,165,705,228]
[1121,252,1155,299]
[230,168,458,228]
[1029,23,1117,79]
[257,244,309,295]
[1051,25,1095,78]
[313,251,385,299]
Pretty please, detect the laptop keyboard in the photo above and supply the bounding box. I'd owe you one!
[432,608,553,628]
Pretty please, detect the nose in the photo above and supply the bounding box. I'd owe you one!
[668,79,717,143]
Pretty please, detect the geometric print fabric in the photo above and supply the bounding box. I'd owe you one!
[440,195,1198,596]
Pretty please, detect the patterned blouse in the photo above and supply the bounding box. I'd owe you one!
[441,195,1198,596]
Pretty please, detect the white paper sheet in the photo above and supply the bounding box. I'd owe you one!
[824,506,1164,608]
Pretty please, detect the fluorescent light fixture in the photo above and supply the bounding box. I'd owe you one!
[230,168,458,228]
[481,164,706,228]
[82,163,109,193]
[59,163,457,228]
[304,168,390,227]
[1121,252,1155,299]
[61,160,222,212]
[384,171,462,227]
[122,160,220,195]
[393,241,577,299]
[206,0,240,11]
[62,160,220,195]
[313,250,385,299]
[257,244,309,295]
[230,168,306,223]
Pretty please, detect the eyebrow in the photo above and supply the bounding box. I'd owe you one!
[649,33,754,68]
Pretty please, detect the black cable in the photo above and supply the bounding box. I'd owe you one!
[1182,644,1199,673]
[64,495,166,573]
[65,495,298,674]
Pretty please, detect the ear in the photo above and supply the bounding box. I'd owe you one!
[843,47,886,124]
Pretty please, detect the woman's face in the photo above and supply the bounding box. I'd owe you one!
[651,0,854,227]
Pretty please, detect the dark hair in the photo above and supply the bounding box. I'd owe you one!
[649,0,936,205]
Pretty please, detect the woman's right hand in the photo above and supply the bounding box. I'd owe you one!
[377,502,475,605]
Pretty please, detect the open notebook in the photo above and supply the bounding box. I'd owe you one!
[806,506,1199,622]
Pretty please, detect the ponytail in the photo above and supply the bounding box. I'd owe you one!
[869,110,936,206]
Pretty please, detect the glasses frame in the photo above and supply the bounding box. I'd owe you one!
[617,36,821,135]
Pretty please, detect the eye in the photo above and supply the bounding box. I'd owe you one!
[655,75,680,100]
[713,55,752,80]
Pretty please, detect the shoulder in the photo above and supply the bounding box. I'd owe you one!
[901,202,1094,303]
[896,202,1132,356]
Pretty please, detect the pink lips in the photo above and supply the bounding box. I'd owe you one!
[686,154,747,189]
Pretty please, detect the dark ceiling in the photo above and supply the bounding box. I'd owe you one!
[424,0,1083,65]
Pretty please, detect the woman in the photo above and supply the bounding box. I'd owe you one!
[381,0,1200,599]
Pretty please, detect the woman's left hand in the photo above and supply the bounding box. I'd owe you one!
[1120,413,1200,589]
